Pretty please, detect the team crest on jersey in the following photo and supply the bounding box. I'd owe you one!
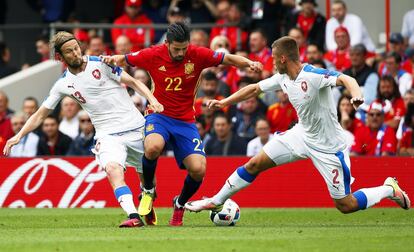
[301,81,308,92]
[184,62,194,75]
[92,69,101,80]
[146,124,154,132]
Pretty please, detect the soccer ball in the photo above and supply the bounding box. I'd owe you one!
[209,199,240,226]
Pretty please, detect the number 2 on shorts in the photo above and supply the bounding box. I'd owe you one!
[192,138,205,153]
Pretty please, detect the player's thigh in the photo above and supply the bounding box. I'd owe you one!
[94,135,127,171]
[144,114,169,152]
[308,149,353,200]
[262,126,307,166]
[170,122,205,169]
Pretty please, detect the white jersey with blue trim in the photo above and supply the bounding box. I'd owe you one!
[42,56,145,138]
[258,64,347,153]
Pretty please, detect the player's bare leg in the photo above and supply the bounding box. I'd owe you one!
[170,154,206,226]
[185,151,275,212]
[105,162,144,227]
[334,177,410,214]
[138,133,165,216]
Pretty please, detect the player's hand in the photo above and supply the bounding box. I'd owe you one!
[207,99,224,110]
[100,55,125,66]
[350,97,364,110]
[3,135,20,156]
[148,101,164,113]
[248,61,263,73]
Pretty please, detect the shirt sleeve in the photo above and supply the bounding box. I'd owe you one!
[304,65,341,89]
[125,48,153,69]
[258,74,283,92]
[42,83,64,110]
[197,46,224,68]
[102,62,122,82]
[362,73,379,105]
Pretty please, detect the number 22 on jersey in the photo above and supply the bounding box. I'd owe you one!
[165,77,182,91]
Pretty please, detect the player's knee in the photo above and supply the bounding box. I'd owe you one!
[105,162,123,177]
[188,162,206,181]
[245,158,264,175]
[144,144,163,159]
[335,201,356,214]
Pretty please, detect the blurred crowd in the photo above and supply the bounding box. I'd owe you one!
[1,0,414,157]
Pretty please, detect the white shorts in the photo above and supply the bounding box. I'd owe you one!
[262,124,354,199]
[93,127,144,173]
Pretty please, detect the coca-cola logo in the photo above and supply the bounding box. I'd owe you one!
[0,158,107,208]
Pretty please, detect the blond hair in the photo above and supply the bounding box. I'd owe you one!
[50,31,78,54]
[271,36,299,62]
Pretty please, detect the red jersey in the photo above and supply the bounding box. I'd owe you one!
[126,44,224,122]
[399,128,413,149]
[297,12,316,39]
[384,97,406,122]
[351,125,397,155]
[111,14,154,51]
[324,49,351,72]
[266,102,298,133]
[210,19,248,52]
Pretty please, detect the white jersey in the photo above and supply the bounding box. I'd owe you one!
[258,64,347,153]
[42,56,145,138]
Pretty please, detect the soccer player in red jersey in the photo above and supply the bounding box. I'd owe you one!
[102,22,262,226]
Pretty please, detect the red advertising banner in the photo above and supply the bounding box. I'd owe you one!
[0,157,413,208]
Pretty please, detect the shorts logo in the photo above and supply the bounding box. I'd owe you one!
[301,81,308,92]
[184,62,194,75]
[146,124,154,132]
[92,69,101,80]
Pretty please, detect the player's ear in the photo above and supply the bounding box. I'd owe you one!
[54,52,62,61]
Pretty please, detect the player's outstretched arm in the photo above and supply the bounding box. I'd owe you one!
[208,83,262,110]
[100,55,126,67]
[222,54,263,73]
[120,71,164,113]
[336,74,364,110]
[3,106,50,156]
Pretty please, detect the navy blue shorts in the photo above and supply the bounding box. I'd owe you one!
[144,113,205,168]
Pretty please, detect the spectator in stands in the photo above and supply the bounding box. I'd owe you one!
[0,42,18,78]
[266,90,298,133]
[376,75,406,130]
[337,95,362,139]
[111,0,154,51]
[351,101,397,156]
[22,97,39,117]
[288,27,307,62]
[0,91,13,154]
[389,33,407,60]
[37,115,72,156]
[35,36,50,62]
[59,97,80,140]
[210,2,248,52]
[9,112,39,157]
[142,0,168,42]
[248,29,273,78]
[232,97,265,141]
[115,35,132,55]
[205,113,247,156]
[86,35,110,56]
[67,111,94,156]
[324,26,351,72]
[398,102,414,156]
[195,71,226,118]
[286,0,325,50]
[326,0,375,52]
[306,43,335,70]
[195,115,211,145]
[401,9,414,47]
[174,0,217,25]
[190,29,209,48]
[26,0,74,23]
[380,52,413,96]
[402,47,414,76]
[403,88,414,106]
[343,44,379,105]
[246,118,273,157]
[157,6,187,44]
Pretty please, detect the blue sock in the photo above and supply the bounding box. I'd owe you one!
[177,175,202,206]
[236,166,257,183]
[142,155,158,190]
[353,190,368,210]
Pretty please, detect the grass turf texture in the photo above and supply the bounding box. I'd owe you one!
[0,208,413,252]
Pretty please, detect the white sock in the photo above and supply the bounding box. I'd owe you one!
[357,186,393,208]
[114,186,138,216]
[212,167,256,205]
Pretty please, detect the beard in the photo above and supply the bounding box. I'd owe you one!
[172,55,184,61]
[66,57,83,68]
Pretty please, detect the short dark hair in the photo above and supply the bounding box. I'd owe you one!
[24,96,39,106]
[202,71,218,82]
[44,114,60,124]
[386,51,402,64]
[307,43,324,54]
[36,36,49,44]
[350,43,367,55]
[250,29,268,41]
[271,36,299,61]
[213,112,231,125]
[166,22,190,43]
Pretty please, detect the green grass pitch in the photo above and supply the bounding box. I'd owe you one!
[0,208,413,252]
